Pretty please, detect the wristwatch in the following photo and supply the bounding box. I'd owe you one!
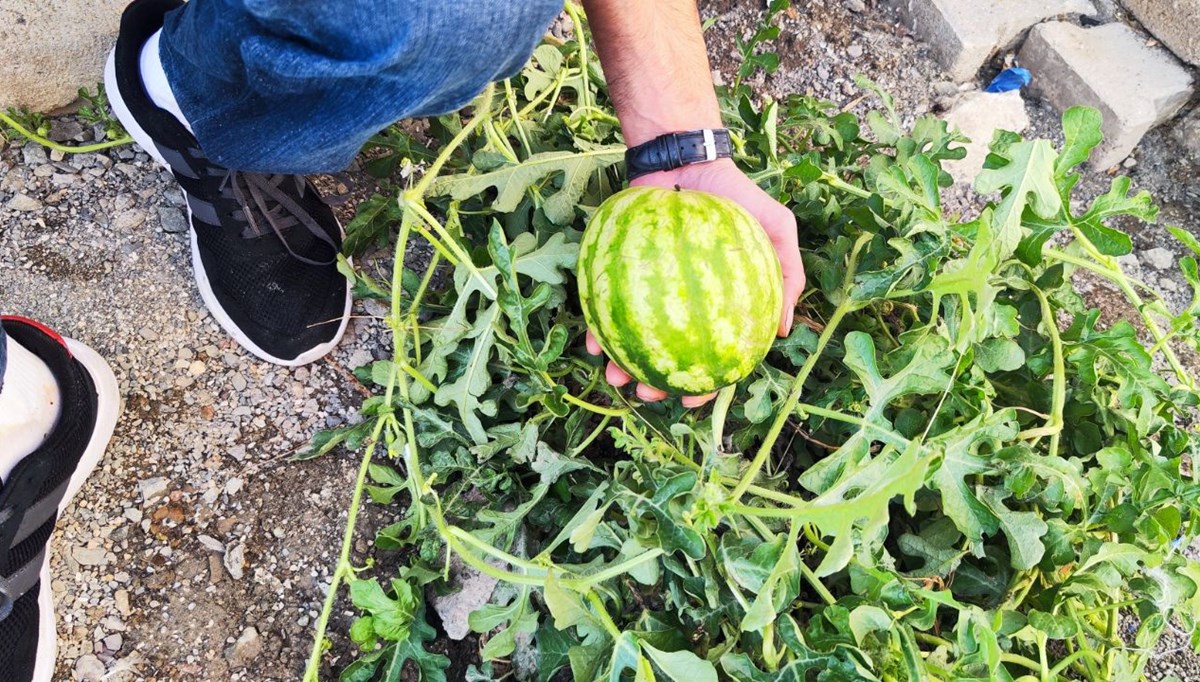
[625,128,733,181]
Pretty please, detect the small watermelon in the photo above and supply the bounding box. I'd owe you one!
[577,186,783,395]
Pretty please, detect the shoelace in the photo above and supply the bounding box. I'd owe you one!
[217,171,340,266]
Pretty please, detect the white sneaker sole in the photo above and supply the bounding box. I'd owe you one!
[32,338,120,682]
[103,50,353,368]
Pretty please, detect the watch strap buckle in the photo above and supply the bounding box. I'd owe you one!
[702,129,718,162]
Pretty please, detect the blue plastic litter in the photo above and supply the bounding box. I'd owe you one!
[984,67,1032,93]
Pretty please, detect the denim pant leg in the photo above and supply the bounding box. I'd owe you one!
[159,0,563,174]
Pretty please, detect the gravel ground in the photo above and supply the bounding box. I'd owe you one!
[0,141,393,679]
[0,0,1197,679]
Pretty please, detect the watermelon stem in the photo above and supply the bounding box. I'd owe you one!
[728,232,873,504]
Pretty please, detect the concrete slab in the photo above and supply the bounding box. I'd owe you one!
[1018,21,1194,168]
[884,0,1095,80]
[942,90,1031,185]
[1122,0,1200,66]
[0,1,123,111]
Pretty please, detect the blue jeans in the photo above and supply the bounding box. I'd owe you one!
[160,0,564,173]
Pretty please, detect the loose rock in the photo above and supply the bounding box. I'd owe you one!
[73,654,105,682]
[226,627,263,668]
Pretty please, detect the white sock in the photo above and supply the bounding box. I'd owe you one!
[0,335,62,480]
[140,29,193,133]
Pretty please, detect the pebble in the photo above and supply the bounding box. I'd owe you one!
[159,206,189,233]
[209,554,226,583]
[113,208,146,231]
[103,633,124,652]
[198,535,225,552]
[933,80,959,97]
[48,120,84,142]
[74,547,108,567]
[847,44,864,59]
[224,543,246,580]
[846,0,866,11]
[115,590,132,617]
[1143,247,1175,270]
[73,654,105,681]
[8,194,42,212]
[226,627,263,668]
[138,477,169,503]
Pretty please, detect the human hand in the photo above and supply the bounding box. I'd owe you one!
[585,158,806,408]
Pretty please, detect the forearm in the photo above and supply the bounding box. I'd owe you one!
[581,0,722,146]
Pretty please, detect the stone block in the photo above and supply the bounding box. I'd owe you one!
[942,90,1031,185]
[1122,0,1200,66]
[0,1,124,112]
[885,0,1094,80]
[1018,21,1194,168]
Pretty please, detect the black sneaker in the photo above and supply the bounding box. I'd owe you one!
[104,0,352,367]
[0,317,120,682]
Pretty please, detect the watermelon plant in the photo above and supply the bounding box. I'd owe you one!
[302,3,1200,681]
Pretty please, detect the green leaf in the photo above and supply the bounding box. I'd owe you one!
[619,469,706,559]
[1080,175,1158,225]
[981,488,1047,570]
[535,620,579,682]
[1027,610,1079,639]
[929,411,1020,549]
[431,147,624,225]
[740,530,801,631]
[469,587,539,661]
[295,419,375,461]
[975,138,1062,259]
[543,571,595,632]
[1076,220,1132,257]
[795,443,931,576]
[771,323,819,366]
[366,463,408,504]
[1075,542,1146,575]
[848,604,892,646]
[349,578,417,641]
[433,303,500,444]
[607,632,644,682]
[899,518,966,578]
[640,642,718,682]
[974,338,1025,373]
[1055,106,1104,177]
[845,331,954,411]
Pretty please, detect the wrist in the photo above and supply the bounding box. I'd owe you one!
[619,106,723,147]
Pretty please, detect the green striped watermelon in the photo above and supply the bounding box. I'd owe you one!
[577,186,783,395]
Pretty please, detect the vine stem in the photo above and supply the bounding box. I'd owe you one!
[302,85,499,677]
[412,84,495,196]
[729,233,872,502]
[1016,285,1065,457]
[301,428,384,682]
[563,2,593,112]
[0,111,132,153]
[1049,231,1195,390]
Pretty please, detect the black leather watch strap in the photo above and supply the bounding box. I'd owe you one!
[625,128,733,181]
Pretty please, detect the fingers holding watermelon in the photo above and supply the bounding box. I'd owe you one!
[585,331,718,407]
